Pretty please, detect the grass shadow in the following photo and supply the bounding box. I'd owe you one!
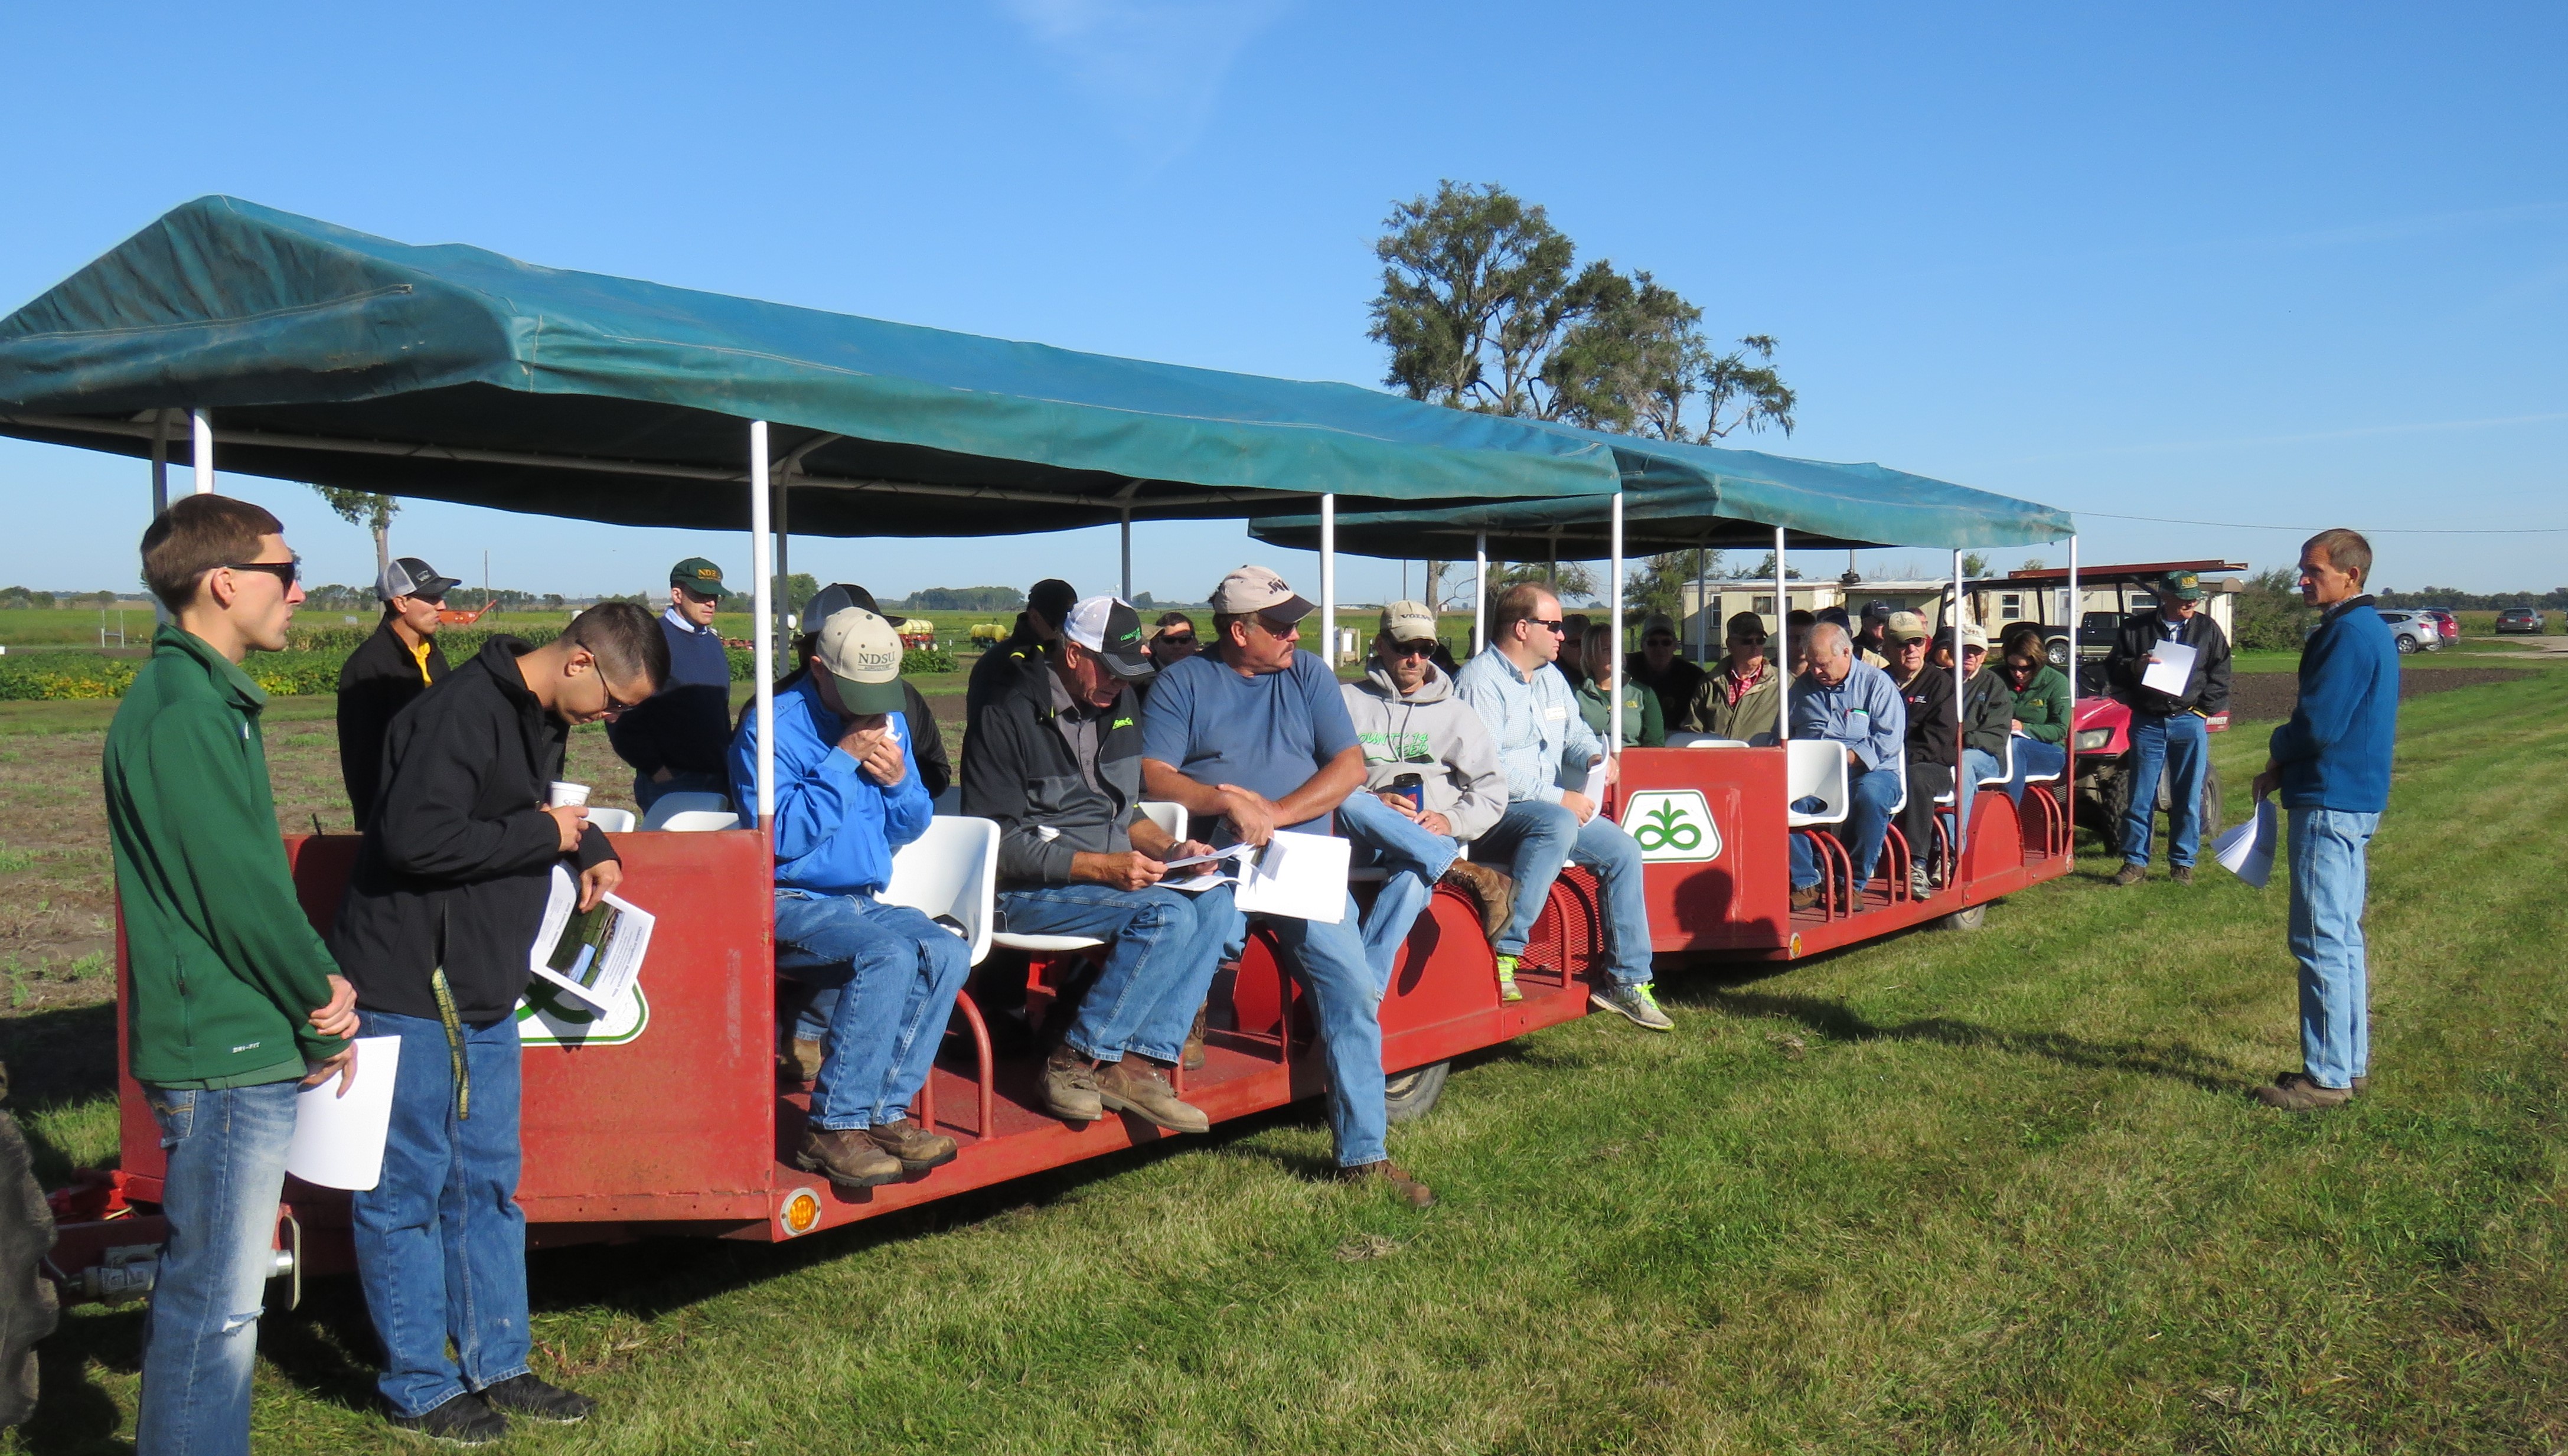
[2,1003,120,1186]
[15,1306,139,1455]
[1702,988,2253,1094]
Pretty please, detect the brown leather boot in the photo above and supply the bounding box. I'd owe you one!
[1180,1004,1208,1072]
[2251,1071,2353,1112]
[1097,1059,1210,1134]
[794,1127,901,1188]
[865,1118,959,1173]
[778,1037,824,1085]
[1336,1160,1435,1207]
[2107,862,2147,887]
[1441,859,1517,941]
[1790,883,1823,911]
[1042,1045,1104,1123]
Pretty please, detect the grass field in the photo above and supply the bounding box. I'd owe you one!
[9,668,2567,1453]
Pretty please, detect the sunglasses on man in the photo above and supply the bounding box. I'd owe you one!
[1156,632,1196,648]
[1384,638,1437,659]
[223,556,303,586]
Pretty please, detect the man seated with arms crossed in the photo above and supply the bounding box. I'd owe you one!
[1454,585,1670,1030]
[731,606,967,1191]
[1685,611,1783,742]
[607,557,735,811]
[1337,600,1513,982]
[1141,566,1432,1207]
[965,595,1230,1132]
[1786,622,1905,912]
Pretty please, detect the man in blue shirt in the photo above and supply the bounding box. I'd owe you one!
[2249,529,2397,1112]
[611,556,736,811]
[730,606,965,1188]
[1141,566,1431,1207]
[1453,585,1670,1031]
[1787,622,1907,909]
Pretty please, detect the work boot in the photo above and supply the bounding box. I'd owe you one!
[1591,981,1674,1031]
[1790,883,1823,912]
[1042,1045,1104,1123]
[866,1117,960,1173]
[478,1374,594,1425]
[2107,862,2147,887]
[2252,1071,2353,1112]
[1097,1059,1210,1134]
[1181,1003,1208,1072]
[1336,1160,1435,1208]
[2281,1069,2371,1096]
[1493,954,1524,1004]
[2170,866,2195,886]
[390,1391,508,1445]
[1910,863,1933,898]
[1441,858,1517,942]
[794,1127,902,1189]
[778,1037,824,1085]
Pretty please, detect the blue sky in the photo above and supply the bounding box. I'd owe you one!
[3,1,2563,602]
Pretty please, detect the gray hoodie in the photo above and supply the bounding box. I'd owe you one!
[1340,661,1509,842]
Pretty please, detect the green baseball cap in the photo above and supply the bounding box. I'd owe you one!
[2159,570,2206,602]
[671,557,727,593]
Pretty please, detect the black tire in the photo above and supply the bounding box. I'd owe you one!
[0,1106,57,1431]
[2086,762,2130,847]
[2394,635,2416,655]
[2196,763,2225,843]
[1940,902,1988,932]
[2045,635,2071,670]
[1382,1062,1451,1124]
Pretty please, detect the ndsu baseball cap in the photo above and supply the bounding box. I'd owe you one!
[1062,596,1156,681]
[1209,565,1314,621]
[377,556,461,603]
[817,608,908,715]
[671,557,727,593]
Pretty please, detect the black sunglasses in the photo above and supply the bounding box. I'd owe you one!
[223,556,302,586]
[1526,618,1567,635]
[1730,633,1769,645]
[1157,633,1197,648]
[1385,639,1436,658]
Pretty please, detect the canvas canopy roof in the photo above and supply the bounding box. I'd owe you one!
[1249,430,2074,557]
[0,197,1623,536]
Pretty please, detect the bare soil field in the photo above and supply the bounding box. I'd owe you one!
[2225,665,2533,722]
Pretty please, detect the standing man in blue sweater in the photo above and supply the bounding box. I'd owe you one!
[730,606,967,1186]
[610,557,735,811]
[2249,529,2397,1112]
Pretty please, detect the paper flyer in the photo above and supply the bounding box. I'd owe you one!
[1230,829,1350,923]
[286,1036,402,1191]
[2141,639,2198,697]
[528,864,655,1011]
[2212,797,2277,889]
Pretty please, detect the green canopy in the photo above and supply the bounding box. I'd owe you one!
[0,197,1622,535]
[1249,432,2073,556]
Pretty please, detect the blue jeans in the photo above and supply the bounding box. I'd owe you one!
[2289,807,2378,1089]
[1473,800,1653,986]
[634,768,727,812]
[1963,747,2002,796]
[1787,758,1903,890]
[996,882,1237,1064]
[351,1010,530,1419]
[1335,790,1461,983]
[2120,711,2209,867]
[1261,902,1389,1168]
[2005,736,2067,805]
[774,892,971,1131]
[136,1079,298,1456]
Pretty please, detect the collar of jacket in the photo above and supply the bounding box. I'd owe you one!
[1356,660,1454,704]
[1005,651,1121,724]
[152,623,266,710]
[471,635,540,707]
[2319,594,2377,629]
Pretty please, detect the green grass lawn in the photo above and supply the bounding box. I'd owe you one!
[15,674,2568,1453]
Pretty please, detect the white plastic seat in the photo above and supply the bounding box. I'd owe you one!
[987,801,1196,955]
[585,807,636,834]
[882,815,998,967]
[659,809,740,833]
[642,791,733,830]
[1888,753,1909,817]
[1786,739,1850,827]
[1666,733,1751,749]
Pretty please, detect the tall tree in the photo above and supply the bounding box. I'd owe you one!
[310,487,400,578]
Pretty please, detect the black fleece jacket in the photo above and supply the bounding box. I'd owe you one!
[962,657,1144,887]
[1893,665,1959,769]
[336,617,448,830]
[329,638,615,1024]
[2104,611,2232,717]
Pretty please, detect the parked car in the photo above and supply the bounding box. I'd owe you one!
[2495,608,2547,635]
[2376,610,2442,654]
[2417,608,2459,644]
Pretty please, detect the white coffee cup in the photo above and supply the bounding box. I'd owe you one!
[546,781,590,808]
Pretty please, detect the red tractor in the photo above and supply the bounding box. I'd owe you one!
[2068,688,2227,847]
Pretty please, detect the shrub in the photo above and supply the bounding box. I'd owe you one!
[0,655,138,700]
[2233,568,2315,652]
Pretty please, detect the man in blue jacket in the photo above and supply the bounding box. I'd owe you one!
[1786,623,1906,910]
[730,606,966,1186]
[2249,529,2396,1112]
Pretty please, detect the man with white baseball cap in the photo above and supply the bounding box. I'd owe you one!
[1141,566,1433,1207]
[965,595,1234,1131]
[727,606,967,1192]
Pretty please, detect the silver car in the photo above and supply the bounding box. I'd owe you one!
[2376,610,2441,654]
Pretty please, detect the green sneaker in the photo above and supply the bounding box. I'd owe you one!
[1591,981,1673,1031]
[1494,954,1524,1004]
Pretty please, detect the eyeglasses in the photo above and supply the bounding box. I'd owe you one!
[1728,634,1768,646]
[223,557,302,586]
[1252,613,1302,637]
[1157,633,1196,648]
[1644,635,1675,647]
[602,684,642,715]
[1526,618,1566,635]
[1386,640,1436,658]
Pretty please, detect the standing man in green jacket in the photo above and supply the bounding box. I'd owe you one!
[104,494,358,1456]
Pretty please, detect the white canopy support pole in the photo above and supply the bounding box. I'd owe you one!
[1608,491,1625,762]
[190,409,214,494]
[1120,508,1133,603]
[750,421,776,829]
[1319,493,1336,665]
[1952,547,1969,869]
[1473,532,1488,655]
[149,410,172,622]
[1693,541,1709,664]
[775,478,792,634]
[1773,528,1788,745]
[2066,535,2080,782]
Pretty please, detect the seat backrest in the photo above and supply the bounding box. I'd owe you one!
[1137,801,1188,843]
[642,791,733,831]
[660,809,740,833]
[882,815,998,967]
[1888,752,1909,815]
[1981,735,2014,788]
[1786,737,1849,820]
[585,807,637,834]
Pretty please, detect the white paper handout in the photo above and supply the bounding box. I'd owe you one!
[286,1035,402,1191]
[1230,829,1351,923]
[1577,759,1609,823]
[528,864,655,1012]
[2212,796,2279,889]
[2141,638,2198,697]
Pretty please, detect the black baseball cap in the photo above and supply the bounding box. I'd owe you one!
[1063,596,1157,681]
[378,557,461,603]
